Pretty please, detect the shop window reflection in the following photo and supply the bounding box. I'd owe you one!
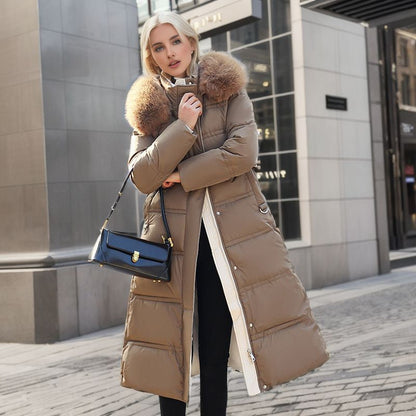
[279,152,299,199]
[268,202,279,226]
[276,95,296,151]
[273,36,294,94]
[271,0,291,36]
[404,144,416,233]
[396,26,416,108]
[137,0,149,23]
[176,0,195,11]
[232,42,272,99]
[230,0,269,49]
[151,0,170,14]
[253,99,276,153]
[256,155,278,200]
[211,32,227,52]
[398,38,409,67]
[401,74,411,106]
[281,201,301,240]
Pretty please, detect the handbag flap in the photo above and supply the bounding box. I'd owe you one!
[105,230,170,262]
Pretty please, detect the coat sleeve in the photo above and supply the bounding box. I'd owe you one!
[177,90,258,192]
[128,119,197,194]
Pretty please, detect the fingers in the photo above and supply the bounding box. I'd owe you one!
[180,93,202,111]
[178,93,202,130]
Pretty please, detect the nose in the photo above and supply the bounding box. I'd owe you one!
[166,46,175,58]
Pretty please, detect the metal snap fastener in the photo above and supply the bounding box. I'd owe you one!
[132,251,140,263]
[233,266,237,270]
[216,211,221,215]
[249,323,254,328]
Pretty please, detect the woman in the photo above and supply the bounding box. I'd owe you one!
[122,11,328,416]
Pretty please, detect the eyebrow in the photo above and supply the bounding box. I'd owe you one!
[151,34,180,47]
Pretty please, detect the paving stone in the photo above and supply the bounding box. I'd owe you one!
[392,394,416,403]
[330,394,362,404]
[348,379,385,388]
[404,385,416,394]
[299,405,339,415]
[393,402,416,411]
[1,266,416,415]
[355,405,393,415]
[385,373,416,384]
[340,398,390,410]
[294,399,331,410]
[294,388,357,403]
[322,412,353,416]
[318,377,363,386]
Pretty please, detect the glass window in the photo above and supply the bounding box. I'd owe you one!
[268,201,279,226]
[401,74,411,106]
[281,201,301,240]
[230,0,269,48]
[151,0,170,14]
[398,37,408,67]
[256,154,278,200]
[253,99,276,153]
[396,25,416,109]
[232,42,272,99]
[414,76,416,106]
[279,152,298,199]
[177,0,195,11]
[137,0,150,24]
[271,0,291,36]
[210,32,227,52]
[275,95,296,151]
[273,35,293,94]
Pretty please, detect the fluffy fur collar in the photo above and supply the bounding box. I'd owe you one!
[125,52,247,135]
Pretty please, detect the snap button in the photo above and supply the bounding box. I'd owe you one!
[249,323,254,328]
[216,211,221,215]
[263,384,268,389]
[259,202,269,214]
[233,266,237,270]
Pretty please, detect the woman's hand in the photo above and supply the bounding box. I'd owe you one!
[162,171,181,189]
[178,93,202,131]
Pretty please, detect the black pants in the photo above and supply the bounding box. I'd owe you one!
[159,224,233,416]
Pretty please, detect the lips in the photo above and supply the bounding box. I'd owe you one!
[169,60,180,68]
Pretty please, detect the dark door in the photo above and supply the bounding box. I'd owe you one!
[380,20,416,249]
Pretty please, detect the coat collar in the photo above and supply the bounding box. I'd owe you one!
[125,52,247,135]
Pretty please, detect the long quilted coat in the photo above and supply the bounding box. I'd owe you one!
[121,52,328,402]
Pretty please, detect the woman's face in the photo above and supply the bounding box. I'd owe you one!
[149,23,194,78]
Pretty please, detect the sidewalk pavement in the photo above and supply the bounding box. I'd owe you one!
[1,266,416,416]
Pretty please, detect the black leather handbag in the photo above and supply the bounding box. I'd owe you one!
[88,168,172,282]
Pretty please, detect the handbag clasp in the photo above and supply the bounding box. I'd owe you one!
[131,251,140,263]
[162,235,174,247]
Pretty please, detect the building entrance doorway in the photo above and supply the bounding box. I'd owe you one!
[381,19,416,249]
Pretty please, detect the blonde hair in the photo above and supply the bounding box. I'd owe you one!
[140,11,200,76]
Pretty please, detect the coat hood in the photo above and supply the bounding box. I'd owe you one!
[125,51,248,135]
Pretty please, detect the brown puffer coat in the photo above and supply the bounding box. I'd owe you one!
[121,52,328,402]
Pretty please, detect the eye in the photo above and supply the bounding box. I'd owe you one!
[173,38,181,45]
[154,46,163,53]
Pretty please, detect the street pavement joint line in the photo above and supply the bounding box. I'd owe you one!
[328,318,416,353]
